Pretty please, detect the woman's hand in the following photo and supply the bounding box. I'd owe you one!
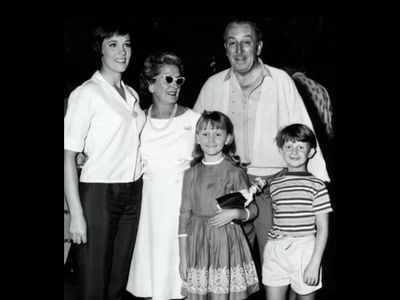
[208,209,239,227]
[69,214,87,244]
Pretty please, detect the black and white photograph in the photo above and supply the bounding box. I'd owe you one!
[64,16,336,300]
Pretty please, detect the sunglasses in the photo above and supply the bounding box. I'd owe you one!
[153,74,186,87]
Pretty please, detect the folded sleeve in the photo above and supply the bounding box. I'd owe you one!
[235,168,258,221]
[64,86,93,152]
[313,183,333,215]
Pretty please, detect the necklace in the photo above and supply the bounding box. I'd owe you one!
[147,103,178,131]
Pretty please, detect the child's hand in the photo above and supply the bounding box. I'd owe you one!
[208,209,238,227]
[239,189,253,207]
[303,261,320,286]
[179,258,188,281]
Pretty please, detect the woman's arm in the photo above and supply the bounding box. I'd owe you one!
[64,149,87,244]
[178,170,193,281]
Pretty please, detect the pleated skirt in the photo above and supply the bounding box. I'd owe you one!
[182,216,259,300]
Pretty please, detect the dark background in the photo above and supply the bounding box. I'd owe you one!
[64,16,336,299]
[64,16,335,111]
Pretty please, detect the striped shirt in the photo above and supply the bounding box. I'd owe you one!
[268,172,332,239]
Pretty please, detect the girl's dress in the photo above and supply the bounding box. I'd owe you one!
[126,109,200,300]
[179,158,259,300]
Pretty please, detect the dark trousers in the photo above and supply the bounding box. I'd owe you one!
[241,170,288,263]
[76,178,143,300]
[249,169,287,264]
[242,170,287,299]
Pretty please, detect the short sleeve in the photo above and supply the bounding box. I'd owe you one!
[313,183,333,215]
[64,86,94,152]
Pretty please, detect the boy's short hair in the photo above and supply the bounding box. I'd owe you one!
[275,123,317,149]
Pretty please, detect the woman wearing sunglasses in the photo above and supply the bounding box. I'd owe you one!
[126,52,200,300]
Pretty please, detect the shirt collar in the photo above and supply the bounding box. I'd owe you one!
[92,70,107,84]
[92,71,137,107]
[286,171,313,176]
[92,70,127,88]
[223,58,272,81]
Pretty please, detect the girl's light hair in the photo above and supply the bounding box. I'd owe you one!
[191,111,243,168]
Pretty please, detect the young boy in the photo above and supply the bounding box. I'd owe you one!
[262,123,333,300]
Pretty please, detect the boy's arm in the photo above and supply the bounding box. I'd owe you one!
[303,212,329,286]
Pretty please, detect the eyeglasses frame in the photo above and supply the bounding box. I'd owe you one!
[152,74,186,86]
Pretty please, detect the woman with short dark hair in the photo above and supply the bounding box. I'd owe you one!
[64,20,145,300]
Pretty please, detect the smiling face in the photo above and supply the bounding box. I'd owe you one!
[149,64,181,105]
[196,121,233,162]
[100,34,131,75]
[224,23,263,75]
[279,140,316,172]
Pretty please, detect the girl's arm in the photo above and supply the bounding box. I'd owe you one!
[244,200,258,221]
[208,204,258,227]
[208,208,247,227]
[64,149,87,244]
[303,212,329,286]
[209,168,257,227]
[178,236,188,281]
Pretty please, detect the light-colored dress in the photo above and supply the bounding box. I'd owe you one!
[126,108,200,300]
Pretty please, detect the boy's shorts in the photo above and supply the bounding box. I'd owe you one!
[262,235,322,295]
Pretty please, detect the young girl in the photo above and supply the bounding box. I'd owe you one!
[178,111,260,300]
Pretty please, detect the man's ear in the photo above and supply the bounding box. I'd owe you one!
[257,41,263,56]
[225,133,233,145]
[148,81,154,93]
[308,148,316,159]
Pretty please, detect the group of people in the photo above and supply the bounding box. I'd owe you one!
[64,18,333,300]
